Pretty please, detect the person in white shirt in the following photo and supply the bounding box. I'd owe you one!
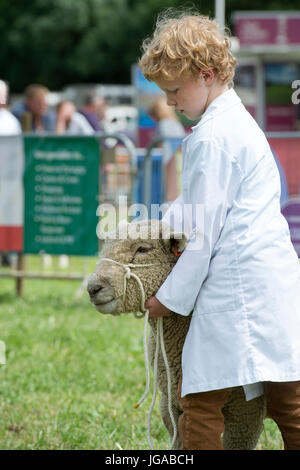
[139,12,300,450]
[0,80,21,135]
[0,79,21,267]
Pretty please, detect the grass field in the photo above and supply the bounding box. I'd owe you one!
[0,256,283,450]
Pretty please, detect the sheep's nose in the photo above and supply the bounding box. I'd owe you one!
[88,284,103,297]
[87,275,104,298]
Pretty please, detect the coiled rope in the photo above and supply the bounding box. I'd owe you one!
[98,257,177,449]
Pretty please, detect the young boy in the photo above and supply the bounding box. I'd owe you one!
[139,12,300,450]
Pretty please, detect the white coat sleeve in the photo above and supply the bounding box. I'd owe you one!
[156,139,242,315]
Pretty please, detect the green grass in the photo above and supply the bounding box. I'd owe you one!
[0,257,283,450]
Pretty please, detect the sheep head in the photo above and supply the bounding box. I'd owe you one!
[87,219,186,316]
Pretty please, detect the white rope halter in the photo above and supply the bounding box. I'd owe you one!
[98,257,177,450]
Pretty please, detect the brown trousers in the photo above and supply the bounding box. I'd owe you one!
[177,378,300,450]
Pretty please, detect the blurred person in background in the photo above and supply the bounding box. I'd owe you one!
[149,95,186,140]
[79,92,107,132]
[0,79,21,267]
[0,79,21,135]
[55,99,94,269]
[12,84,56,132]
[149,95,186,202]
[55,100,94,135]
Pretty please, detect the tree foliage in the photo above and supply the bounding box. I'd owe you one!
[0,0,299,92]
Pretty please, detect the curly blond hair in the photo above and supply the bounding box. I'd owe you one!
[139,11,237,85]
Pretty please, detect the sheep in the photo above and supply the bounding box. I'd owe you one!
[87,219,266,450]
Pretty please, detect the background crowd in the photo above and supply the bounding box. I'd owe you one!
[0,79,107,136]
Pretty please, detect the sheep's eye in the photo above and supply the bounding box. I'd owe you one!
[136,246,151,254]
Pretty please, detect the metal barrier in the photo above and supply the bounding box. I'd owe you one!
[142,137,183,211]
[142,137,165,212]
[97,132,138,205]
[0,133,138,295]
[137,146,164,205]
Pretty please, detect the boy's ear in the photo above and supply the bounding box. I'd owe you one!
[201,69,215,84]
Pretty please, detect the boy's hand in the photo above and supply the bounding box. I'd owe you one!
[145,296,171,318]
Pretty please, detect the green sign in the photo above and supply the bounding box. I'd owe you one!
[24,136,100,256]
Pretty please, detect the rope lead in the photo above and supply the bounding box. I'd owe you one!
[98,257,177,449]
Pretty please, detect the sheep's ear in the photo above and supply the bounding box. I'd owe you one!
[161,222,187,256]
[163,232,187,256]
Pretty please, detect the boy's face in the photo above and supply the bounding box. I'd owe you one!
[155,73,214,121]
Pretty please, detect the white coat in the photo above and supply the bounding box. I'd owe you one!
[156,88,300,398]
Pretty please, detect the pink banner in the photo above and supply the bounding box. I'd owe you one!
[268,137,300,196]
[234,13,300,46]
[266,105,298,132]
